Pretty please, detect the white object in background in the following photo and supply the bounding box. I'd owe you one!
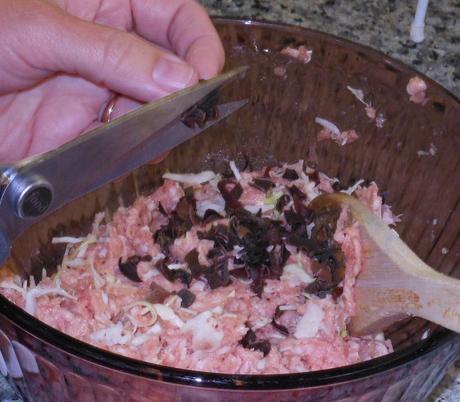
[410,0,429,43]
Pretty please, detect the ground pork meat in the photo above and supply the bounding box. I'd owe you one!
[0,160,393,374]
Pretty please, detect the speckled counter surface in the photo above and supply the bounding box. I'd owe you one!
[203,0,460,98]
[0,1,459,401]
[201,1,460,401]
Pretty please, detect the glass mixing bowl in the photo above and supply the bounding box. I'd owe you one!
[0,18,459,402]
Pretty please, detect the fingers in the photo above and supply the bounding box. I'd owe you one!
[131,0,225,79]
[0,0,199,100]
[54,13,199,101]
[99,96,142,122]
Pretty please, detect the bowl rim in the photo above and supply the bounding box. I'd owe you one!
[1,17,459,391]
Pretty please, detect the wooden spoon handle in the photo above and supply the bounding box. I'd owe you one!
[352,194,460,333]
[406,266,460,332]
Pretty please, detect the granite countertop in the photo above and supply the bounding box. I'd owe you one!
[203,0,460,98]
[0,1,459,401]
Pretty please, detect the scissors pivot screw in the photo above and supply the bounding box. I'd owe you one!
[13,175,53,219]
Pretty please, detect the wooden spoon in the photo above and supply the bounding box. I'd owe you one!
[309,192,460,336]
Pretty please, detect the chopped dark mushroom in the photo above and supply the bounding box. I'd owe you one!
[271,306,290,336]
[332,181,345,192]
[158,202,167,216]
[176,289,196,308]
[153,192,199,249]
[184,249,207,278]
[262,165,273,178]
[217,179,244,212]
[198,224,239,252]
[202,209,224,224]
[275,194,291,212]
[154,213,190,249]
[181,89,219,129]
[175,195,199,227]
[229,267,250,280]
[307,169,320,185]
[282,168,299,181]
[239,328,271,356]
[284,209,307,231]
[268,245,290,278]
[250,178,275,193]
[156,258,192,286]
[118,255,151,282]
[288,185,307,201]
[146,282,171,304]
[204,260,231,289]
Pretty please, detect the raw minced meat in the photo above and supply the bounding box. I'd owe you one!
[0,160,396,374]
[407,76,428,104]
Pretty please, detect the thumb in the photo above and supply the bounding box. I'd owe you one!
[0,0,199,101]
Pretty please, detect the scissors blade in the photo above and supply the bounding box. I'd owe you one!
[0,85,248,264]
[107,99,248,180]
[17,66,248,170]
[12,66,248,201]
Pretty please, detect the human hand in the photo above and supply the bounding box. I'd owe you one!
[0,0,224,162]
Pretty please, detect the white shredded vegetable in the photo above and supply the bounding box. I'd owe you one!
[196,198,226,218]
[92,212,105,234]
[244,204,274,214]
[314,117,341,137]
[63,258,86,268]
[89,257,105,289]
[294,303,325,339]
[281,264,315,284]
[163,171,216,185]
[75,236,97,258]
[346,86,367,105]
[153,304,184,328]
[131,323,162,346]
[167,263,188,271]
[51,236,87,244]
[306,222,315,238]
[25,286,76,316]
[342,179,365,195]
[181,310,224,351]
[229,160,242,181]
[90,322,131,346]
[126,301,158,327]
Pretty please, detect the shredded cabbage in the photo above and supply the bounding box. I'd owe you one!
[51,236,87,244]
[131,323,162,346]
[314,117,341,137]
[181,310,224,351]
[196,198,226,218]
[163,171,216,185]
[126,301,158,327]
[342,179,365,195]
[90,322,131,346]
[89,256,105,289]
[294,303,325,339]
[229,160,242,181]
[281,264,315,285]
[153,304,184,328]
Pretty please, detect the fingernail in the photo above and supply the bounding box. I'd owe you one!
[153,57,196,92]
